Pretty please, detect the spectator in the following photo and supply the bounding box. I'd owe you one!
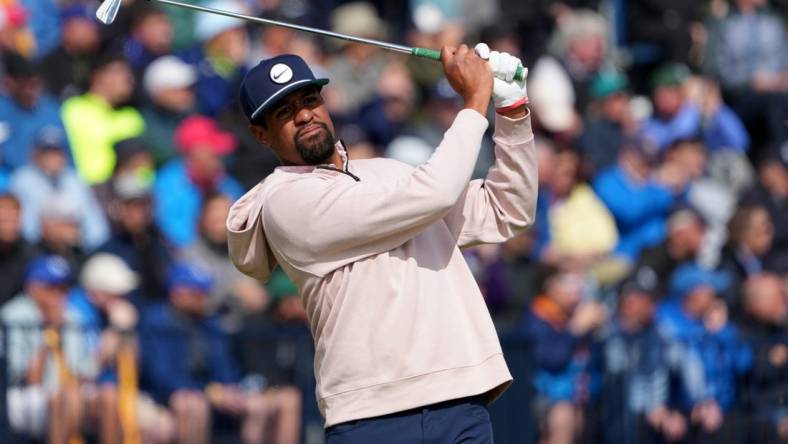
[61,52,145,184]
[139,261,300,444]
[35,194,87,273]
[641,64,750,153]
[0,51,69,170]
[99,172,173,304]
[123,4,174,80]
[70,253,174,443]
[153,115,243,248]
[180,0,249,117]
[545,8,608,112]
[325,2,388,116]
[600,276,687,443]
[358,61,418,148]
[94,137,156,218]
[520,269,606,444]
[578,71,638,175]
[1,255,93,443]
[9,126,109,250]
[140,55,198,165]
[705,0,787,151]
[39,4,101,99]
[0,2,33,57]
[592,140,679,260]
[181,192,268,332]
[0,192,37,304]
[737,273,788,443]
[534,146,619,269]
[718,204,777,308]
[20,0,60,59]
[740,149,788,262]
[656,263,752,439]
[635,206,707,298]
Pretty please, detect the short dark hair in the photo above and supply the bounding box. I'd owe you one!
[2,51,38,79]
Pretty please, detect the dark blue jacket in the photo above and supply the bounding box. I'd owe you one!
[520,305,599,403]
[139,302,240,403]
[655,301,752,411]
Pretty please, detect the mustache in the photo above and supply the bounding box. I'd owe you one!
[295,122,330,140]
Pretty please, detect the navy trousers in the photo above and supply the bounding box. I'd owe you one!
[325,396,495,444]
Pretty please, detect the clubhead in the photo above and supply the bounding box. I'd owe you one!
[95,0,122,25]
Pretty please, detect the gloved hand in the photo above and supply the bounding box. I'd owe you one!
[475,43,529,112]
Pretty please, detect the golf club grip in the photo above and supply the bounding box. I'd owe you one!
[412,47,526,82]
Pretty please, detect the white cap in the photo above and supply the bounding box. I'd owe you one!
[80,253,139,295]
[143,56,197,95]
[528,56,576,132]
[194,0,247,42]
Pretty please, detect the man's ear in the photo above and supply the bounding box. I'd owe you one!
[249,124,271,147]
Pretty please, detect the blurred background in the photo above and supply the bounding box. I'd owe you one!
[0,0,785,443]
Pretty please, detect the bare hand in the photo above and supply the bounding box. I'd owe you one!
[441,45,493,116]
[569,302,607,336]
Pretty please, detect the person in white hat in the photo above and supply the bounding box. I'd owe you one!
[73,253,174,444]
[140,55,198,164]
[183,0,250,116]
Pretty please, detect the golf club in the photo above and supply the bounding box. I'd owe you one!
[95,0,527,81]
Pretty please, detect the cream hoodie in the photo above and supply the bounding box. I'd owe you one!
[227,109,537,427]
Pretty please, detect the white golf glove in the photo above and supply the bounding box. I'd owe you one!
[475,43,529,112]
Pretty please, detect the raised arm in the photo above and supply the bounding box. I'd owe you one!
[261,46,495,277]
[443,47,537,247]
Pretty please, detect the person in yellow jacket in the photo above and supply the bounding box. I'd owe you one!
[62,54,144,184]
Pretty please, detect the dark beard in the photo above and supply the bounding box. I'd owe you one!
[294,123,335,165]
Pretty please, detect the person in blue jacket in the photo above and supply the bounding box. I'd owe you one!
[641,63,749,154]
[139,261,272,444]
[0,51,70,170]
[656,263,752,441]
[593,139,684,260]
[153,115,244,248]
[520,268,607,444]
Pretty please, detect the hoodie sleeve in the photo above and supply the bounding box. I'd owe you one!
[443,112,537,247]
[260,109,489,277]
[227,182,278,282]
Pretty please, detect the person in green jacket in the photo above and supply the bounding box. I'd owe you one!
[62,53,145,185]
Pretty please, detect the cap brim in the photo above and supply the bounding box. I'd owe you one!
[250,78,329,122]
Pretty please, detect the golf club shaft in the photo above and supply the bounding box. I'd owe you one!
[152,0,413,53]
[148,0,526,81]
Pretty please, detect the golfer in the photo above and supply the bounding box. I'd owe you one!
[227,43,537,443]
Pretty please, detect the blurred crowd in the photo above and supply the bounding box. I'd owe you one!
[0,0,785,443]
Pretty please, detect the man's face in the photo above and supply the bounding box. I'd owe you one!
[92,61,135,106]
[200,195,231,245]
[170,287,209,317]
[252,86,337,166]
[134,13,172,55]
[62,18,100,54]
[0,199,21,244]
[4,75,42,109]
[653,86,684,118]
[119,198,152,234]
[34,148,67,177]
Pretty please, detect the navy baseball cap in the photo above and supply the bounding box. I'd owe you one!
[239,54,329,124]
[166,262,215,293]
[26,255,72,286]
